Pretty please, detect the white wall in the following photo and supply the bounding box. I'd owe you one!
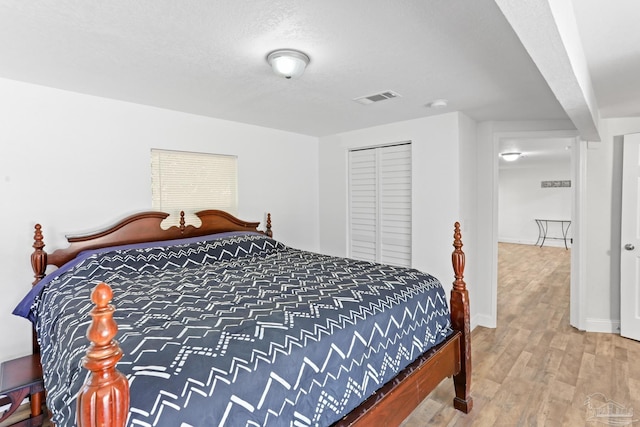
[499,163,572,246]
[318,112,479,324]
[458,112,479,327]
[0,78,320,363]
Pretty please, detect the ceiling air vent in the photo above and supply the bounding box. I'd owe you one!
[353,91,401,105]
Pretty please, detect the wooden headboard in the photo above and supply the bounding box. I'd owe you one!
[31,210,272,282]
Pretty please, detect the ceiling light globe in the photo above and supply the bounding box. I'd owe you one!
[429,99,448,108]
[267,49,310,79]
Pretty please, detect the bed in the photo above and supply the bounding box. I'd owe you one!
[15,210,472,427]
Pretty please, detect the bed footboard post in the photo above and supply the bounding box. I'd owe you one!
[77,283,130,427]
[451,222,473,413]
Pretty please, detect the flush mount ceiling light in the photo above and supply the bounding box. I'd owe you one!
[266,49,310,79]
[500,152,522,162]
[427,99,448,109]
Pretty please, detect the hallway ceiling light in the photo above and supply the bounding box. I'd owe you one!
[266,49,310,79]
[500,152,522,161]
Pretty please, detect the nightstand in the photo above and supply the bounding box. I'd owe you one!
[0,354,45,427]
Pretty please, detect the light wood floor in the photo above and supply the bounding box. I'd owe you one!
[402,243,640,426]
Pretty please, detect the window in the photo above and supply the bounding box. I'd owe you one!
[348,143,412,267]
[151,149,237,227]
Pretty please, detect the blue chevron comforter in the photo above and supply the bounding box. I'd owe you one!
[16,232,452,427]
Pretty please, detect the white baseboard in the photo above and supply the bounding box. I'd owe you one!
[498,237,537,245]
[471,313,496,330]
[471,314,618,333]
[585,318,620,333]
[498,237,570,248]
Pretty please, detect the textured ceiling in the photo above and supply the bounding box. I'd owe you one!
[571,0,640,119]
[0,0,570,137]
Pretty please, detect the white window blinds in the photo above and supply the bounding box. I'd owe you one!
[348,143,412,267]
[151,149,237,227]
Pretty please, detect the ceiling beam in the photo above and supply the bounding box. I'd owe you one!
[494,0,601,141]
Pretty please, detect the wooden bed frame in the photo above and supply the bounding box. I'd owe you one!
[29,210,471,427]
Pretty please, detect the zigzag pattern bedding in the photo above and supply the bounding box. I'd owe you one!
[28,233,452,427]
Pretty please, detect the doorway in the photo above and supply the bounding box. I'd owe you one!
[497,136,574,328]
[491,130,585,330]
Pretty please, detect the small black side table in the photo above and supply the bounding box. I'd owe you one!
[0,354,45,427]
[534,219,571,249]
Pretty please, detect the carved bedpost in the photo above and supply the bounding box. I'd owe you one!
[31,224,47,286]
[179,210,186,233]
[31,224,48,354]
[265,213,273,238]
[450,222,473,413]
[77,283,130,427]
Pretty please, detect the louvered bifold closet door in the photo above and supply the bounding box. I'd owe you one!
[379,144,412,267]
[349,148,378,262]
[348,143,411,267]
